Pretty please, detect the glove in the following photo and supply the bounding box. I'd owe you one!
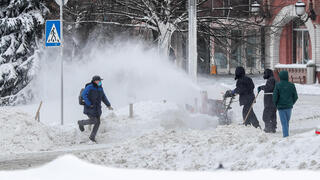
[107,106,114,110]
[224,90,234,98]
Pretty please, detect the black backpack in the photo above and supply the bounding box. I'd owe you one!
[79,88,85,105]
[79,83,91,105]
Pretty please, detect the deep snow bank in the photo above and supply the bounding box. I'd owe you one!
[0,108,76,156]
[0,101,219,155]
[77,124,320,171]
[86,101,219,144]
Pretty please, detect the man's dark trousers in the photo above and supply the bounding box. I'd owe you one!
[79,116,101,139]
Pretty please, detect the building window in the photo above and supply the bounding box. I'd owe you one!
[211,0,249,17]
[223,0,231,17]
[213,29,261,71]
[0,0,9,7]
[214,36,228,69]
[246,30,258,68]
[230,30,242,68]
[293,19,311,64]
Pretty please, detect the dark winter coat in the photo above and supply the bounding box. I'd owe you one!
[260,69,277,108]
[273,71,298,110]
[233,67,255,106]
[82,82,111,116]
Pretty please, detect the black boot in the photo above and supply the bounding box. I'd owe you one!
[264,128,272,133]
[89,136,97,143]
[264,124,272,133]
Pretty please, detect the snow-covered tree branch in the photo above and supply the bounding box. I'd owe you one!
[0,0,48,105]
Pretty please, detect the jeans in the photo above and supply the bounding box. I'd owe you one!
[278,109,292,137]
[78,115,101,139]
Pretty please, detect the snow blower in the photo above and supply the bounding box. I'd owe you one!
[206,92,235,125]
[185,91,235,125]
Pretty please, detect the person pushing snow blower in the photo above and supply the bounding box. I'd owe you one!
[224,66,261,128]
[78,75,113,143]
[257,69,277,133]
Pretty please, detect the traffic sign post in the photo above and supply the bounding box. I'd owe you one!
[45,20,61,47]
[60,0,64,126]
[45,0,65,126]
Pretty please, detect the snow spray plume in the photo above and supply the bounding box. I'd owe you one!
[32,40,201,125]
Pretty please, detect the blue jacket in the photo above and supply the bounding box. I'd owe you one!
[81,82,111,116]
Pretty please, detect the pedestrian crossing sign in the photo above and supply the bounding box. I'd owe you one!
[45,20,61,47]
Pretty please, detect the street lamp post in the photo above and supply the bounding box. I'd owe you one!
[188,0,197,80]
[250,1,261,14]
[295,0,317,22]
[295,0,306,17]
[251,0,316,22]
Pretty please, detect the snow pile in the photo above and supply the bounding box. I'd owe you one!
[77,125,320,171]
[0,101,219,156]
[74,100,320,171]
[0,107,76,156]
[88,101,219,144]
[1,155,320,180]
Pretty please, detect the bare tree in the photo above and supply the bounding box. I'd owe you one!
[56,0,291,74]
[71,0,190,56]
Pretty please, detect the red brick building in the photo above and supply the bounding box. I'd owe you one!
[201,0,320,84]
[264,0,320,84]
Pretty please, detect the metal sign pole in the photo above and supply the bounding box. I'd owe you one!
[60,0,64,125]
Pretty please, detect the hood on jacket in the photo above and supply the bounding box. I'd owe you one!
[263,69,274,79]
[279,71,289,81]
[235,66,245,80]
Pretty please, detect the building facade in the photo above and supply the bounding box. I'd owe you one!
[264,0,320,84]
[197,0,264,75]
[197,0,320,84]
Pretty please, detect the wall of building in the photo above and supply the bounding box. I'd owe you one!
[279,21,293,64]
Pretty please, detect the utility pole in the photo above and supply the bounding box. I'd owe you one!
[188,0,197,80]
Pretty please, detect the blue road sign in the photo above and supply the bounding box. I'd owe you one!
[45,20,61,47]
